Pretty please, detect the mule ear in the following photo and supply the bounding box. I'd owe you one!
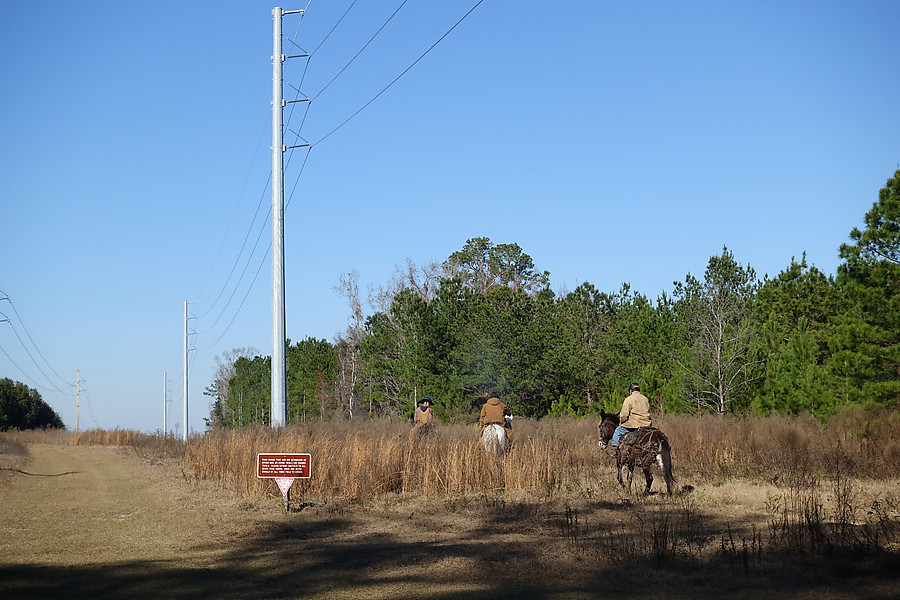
[600,409,607,419]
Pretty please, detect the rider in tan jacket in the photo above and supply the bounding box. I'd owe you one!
[479,393,512,440]
[411,397,435,435]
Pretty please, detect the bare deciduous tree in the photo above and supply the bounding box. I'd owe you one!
[205,346,259,427]
[674,248,761,414]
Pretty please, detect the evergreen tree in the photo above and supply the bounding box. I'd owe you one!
[0,378,65,430]
[832,168,900,405]
[443,237,550,296]
[752,256,839,415]
[286,338,337,423]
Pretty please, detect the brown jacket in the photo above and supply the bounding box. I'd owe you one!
[413,405,434,430]
[619,391,652,429]
[480,397,509,429]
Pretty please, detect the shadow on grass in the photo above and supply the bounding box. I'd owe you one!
[2,507,898,600]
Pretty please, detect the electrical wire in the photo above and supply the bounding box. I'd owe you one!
[0,292,71,389]
[76,378,99,430]
[0,312,69,394]
[313,0,484,147]
[309,0,356,58]
[194,113,273,319]
[310,0,408,103]
[0,342,50,391]
[198,238,272,352]
[194,182,272,336]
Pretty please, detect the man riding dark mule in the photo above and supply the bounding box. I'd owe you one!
[598,383,675,495]
[611,382,652,446]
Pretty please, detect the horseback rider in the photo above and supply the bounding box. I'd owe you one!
[479,392,512,442]
[610,382,652,447]
[411,396,435,435]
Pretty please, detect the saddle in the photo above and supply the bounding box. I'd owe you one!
[618,427,656,449]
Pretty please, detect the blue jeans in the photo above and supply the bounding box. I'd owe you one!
[611,425,630,446]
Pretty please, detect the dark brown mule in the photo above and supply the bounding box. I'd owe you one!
[598,410,676,495]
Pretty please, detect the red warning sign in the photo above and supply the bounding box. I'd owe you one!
[256,453,311,479]
[274,477,294,496]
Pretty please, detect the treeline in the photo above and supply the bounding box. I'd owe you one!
[206,169,900,427]
[0,378,65,430]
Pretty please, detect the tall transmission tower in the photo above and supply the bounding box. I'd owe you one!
[163,371,168,437]
[271,6,306,428]
[75,369,81,433]
[183,301,194,441]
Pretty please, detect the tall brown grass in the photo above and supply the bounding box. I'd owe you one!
[176,408,900,505]
[4,409,898,502]
[659,408,900,481]
[182,418,607,501]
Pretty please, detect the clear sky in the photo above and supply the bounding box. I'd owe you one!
[2,1,898,434]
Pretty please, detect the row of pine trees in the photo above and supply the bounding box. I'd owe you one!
[207,169,899,428]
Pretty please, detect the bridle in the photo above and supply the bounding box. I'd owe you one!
[598,417,619,459]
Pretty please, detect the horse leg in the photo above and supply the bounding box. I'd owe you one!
[642,461,653,495]
[616,457,634,492]
[661,446,675,495]
[624,464,635,494]
[652,437,675,495]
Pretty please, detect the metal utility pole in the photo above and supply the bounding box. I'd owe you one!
[271,6,287,428]
[270,6,306,428]
[75,369,80,433]
[183,301,190,441]
[163,371,168,437]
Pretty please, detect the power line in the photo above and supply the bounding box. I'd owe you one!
[194,194,273,338]
[310,0,409,103]
[194,180,272,336]
[0,342,50,391]
[194,113,273,317]
[0,292,70,389]
[308,0,357,58]
[78,377,99,430]
[313,0,484,147]
[198,239,272,352]
[0,311,69,394]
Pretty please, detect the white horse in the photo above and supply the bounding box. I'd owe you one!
[481,416,512,458]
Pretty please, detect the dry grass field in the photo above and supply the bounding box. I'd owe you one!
[2,410,899,599]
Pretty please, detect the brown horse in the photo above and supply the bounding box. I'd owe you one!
[598,410,675,495]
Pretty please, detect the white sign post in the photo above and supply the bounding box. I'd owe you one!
[257,453,311,512]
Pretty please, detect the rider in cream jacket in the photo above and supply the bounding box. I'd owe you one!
[612,383,652,446]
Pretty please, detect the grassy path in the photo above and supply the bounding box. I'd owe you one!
[0,444,262,599]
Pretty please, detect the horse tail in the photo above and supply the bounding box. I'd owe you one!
[659,436,676,495]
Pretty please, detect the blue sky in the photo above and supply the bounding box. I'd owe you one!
[2,1,898,433]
